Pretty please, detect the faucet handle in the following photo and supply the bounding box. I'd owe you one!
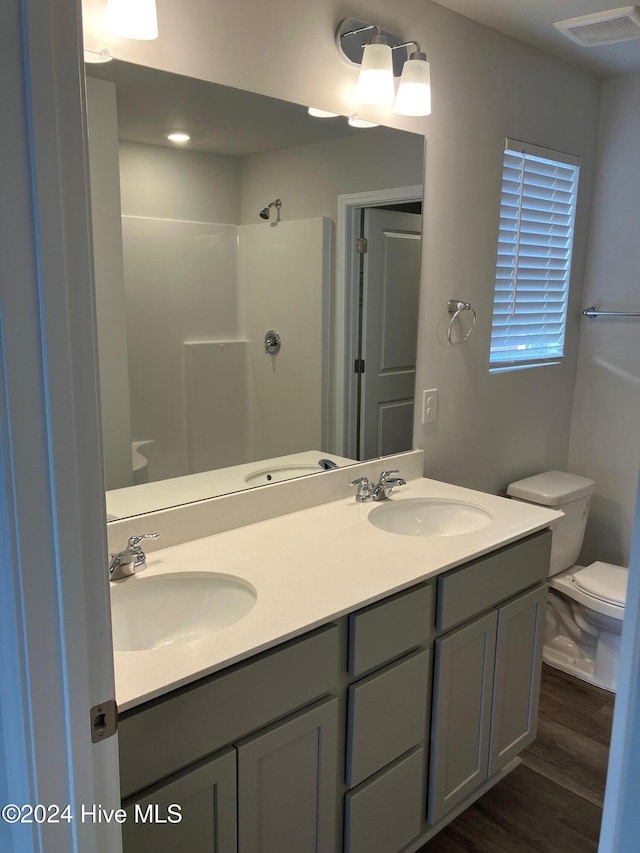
[109,533,159,580]
[349,475,370,487]
[379,470,399,481]
[350,476,374,503]
[127,532,159,550]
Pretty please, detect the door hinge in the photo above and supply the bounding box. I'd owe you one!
[356,237,368,255]
[90,699,118,743]
[354,358,365,374]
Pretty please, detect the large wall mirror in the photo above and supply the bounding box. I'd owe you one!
[85,60,425,519]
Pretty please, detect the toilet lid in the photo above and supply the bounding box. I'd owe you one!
[573,562,628,606]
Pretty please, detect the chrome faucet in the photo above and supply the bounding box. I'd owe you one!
[318,458,339,470]
[350,470,406,503]
[109,533,159,580]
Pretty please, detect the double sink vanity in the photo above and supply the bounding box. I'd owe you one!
[108,451,560,852]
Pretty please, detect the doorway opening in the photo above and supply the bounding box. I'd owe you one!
[335,186,424,461]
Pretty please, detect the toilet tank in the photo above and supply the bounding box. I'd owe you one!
[507,471,595,576]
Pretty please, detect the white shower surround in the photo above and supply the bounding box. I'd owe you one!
[120,214,331,482]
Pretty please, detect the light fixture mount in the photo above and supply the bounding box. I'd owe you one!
[336,18,409,76]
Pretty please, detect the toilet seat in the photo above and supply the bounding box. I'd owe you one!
[549,564,626,621]
[573,562,628,607]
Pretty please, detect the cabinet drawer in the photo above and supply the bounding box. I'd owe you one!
[348,582,435,677]
[345,748,424,853]
[119,624,339,798]
[437,530,551,631]
[346,649,430,788]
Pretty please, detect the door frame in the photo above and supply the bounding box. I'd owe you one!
[334,185,424,459]
[1,1,121,850]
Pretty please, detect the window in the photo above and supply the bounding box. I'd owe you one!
[489,139,580,370]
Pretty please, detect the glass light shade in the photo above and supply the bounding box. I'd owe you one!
[355,41,395,106]
[348,115,379,128]
[394,58,432,116]
[105,0,158,40]
[307,107,340,118]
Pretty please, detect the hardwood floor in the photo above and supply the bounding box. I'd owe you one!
[420,665,615,853]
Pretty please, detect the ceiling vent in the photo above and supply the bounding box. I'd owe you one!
[554,6,640,46]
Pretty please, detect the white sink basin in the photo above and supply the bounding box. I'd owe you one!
[244,465,322,486]
[111,572,257,651]
[368,498,492,538]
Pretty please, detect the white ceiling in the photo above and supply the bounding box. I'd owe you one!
[86,60,373,156]
[432,1,640,76]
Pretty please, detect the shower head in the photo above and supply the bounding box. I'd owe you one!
[259,198,282,220]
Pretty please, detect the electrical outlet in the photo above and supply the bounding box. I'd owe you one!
[422,389,438,424]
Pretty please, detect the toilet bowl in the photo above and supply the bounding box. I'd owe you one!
[507,471,627,692]
[544,561,626,691]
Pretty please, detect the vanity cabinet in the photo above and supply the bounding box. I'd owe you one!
[117,529,551,853]
[119,624,340,853]
[428,540,549,824]
[236,697,339,853]
[428,610,497,823]
[343,583,435,853]
[121,748,237,853]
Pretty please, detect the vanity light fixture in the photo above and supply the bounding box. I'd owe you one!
[105,0,158,40]
[348,115,379,128]
[83,48,113,63]
[336,18,432,117]
[307,107,340,118]
[355,31,395,106]
[166,132,191,143]
[394,43,431,117]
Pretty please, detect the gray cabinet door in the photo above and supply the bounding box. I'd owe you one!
[428,610,497,824]
[122,747,237,853]
[236,696,339,853]
[489,584,547,775]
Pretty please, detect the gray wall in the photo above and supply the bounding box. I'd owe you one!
[240,128,423,224]
[82,0,601,497]
[569,71,640,567]
[119,141,242,222]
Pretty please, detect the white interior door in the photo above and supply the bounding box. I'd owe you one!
[359,208,422,460]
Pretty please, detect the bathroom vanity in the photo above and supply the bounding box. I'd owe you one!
[110,472,557,853]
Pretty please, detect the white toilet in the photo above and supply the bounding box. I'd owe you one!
[507,471,628,692]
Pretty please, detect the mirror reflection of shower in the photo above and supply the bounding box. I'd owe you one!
[259,198,282,222]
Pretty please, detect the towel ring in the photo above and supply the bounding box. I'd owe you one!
[447,299,477,346]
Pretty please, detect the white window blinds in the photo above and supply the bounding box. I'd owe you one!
[490,139,580,369]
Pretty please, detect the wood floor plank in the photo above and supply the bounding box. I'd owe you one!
[521,716,610,806]
[535,666,614,747]
[420,765,602,853]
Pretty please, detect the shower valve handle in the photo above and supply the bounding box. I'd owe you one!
[264,329,281,354]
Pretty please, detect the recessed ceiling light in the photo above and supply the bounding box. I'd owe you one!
[166,132,191,144]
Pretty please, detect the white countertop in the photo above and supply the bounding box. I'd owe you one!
[106,450,356,520]
[113,477,561,712]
